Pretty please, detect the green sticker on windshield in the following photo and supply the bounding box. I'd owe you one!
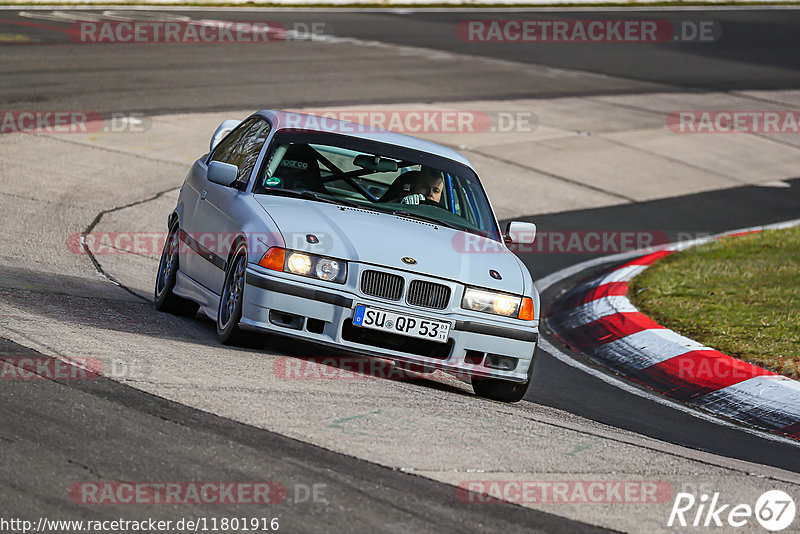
[265,176,281,187]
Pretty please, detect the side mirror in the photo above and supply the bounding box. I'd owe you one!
[210,119,242,152]
[505,221,536,244]
[207,161,239,187]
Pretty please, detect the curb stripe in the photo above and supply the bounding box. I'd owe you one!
[690,375,800,431]
[628,350,775,402]
[586,328,712,374]
[548,295,639,330]
[722,229,763,239]
[558,312,664,353]
[600,264,647,284]
[779,422,800,440]
[546,221,800,439]
[619,249,674,267]
[554,281,629,311]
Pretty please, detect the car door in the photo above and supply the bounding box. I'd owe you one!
[180,119,251,286]
[190,117,271,293]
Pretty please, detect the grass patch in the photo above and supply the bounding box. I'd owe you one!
[629,225,800,379]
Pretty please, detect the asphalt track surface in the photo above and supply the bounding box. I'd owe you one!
[2,7,800,532]
[1,336,593,533]
[2,8,800,114]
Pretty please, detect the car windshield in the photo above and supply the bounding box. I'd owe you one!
[253,131,500,240]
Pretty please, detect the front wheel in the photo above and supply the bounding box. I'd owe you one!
[472,376,530,403]
[217,245,248,345]
[154,223,199,317]
[472,344,536,403]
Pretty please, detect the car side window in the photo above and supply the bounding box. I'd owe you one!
[209,118,271,185]
[209,118,255,165]
[228,120,271,185]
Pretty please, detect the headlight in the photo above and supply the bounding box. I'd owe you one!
[287,252,313,275]
[259,248,347,284]
[461,287,521,318]
[315,258,342,281]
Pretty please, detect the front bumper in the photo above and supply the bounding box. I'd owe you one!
[241,266,537,382]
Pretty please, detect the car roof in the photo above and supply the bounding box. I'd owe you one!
[255,110,474,168]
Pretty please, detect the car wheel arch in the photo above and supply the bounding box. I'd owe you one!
[226,235,249,271]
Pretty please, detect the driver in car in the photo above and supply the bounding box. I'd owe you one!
[400,167,443,205]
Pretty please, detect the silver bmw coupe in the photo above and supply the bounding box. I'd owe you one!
[155,110,539,402]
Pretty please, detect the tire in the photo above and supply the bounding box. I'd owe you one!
[154,222,199,317]
[472,343,537,403]
[216,244,248,345]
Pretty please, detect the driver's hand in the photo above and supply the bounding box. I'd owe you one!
[400,194,425,205]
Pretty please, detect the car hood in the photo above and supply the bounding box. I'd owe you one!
[255,196,526,294]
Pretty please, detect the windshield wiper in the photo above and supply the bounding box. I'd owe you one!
[261,188,363,209]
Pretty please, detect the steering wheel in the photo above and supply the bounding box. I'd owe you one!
[421,198,443,208]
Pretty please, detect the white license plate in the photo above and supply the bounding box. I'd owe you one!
[352,304,450,343]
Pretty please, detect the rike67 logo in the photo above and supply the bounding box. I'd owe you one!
[668,490,795,531]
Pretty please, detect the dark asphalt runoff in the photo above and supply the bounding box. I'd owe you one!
[2,6,799,531]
